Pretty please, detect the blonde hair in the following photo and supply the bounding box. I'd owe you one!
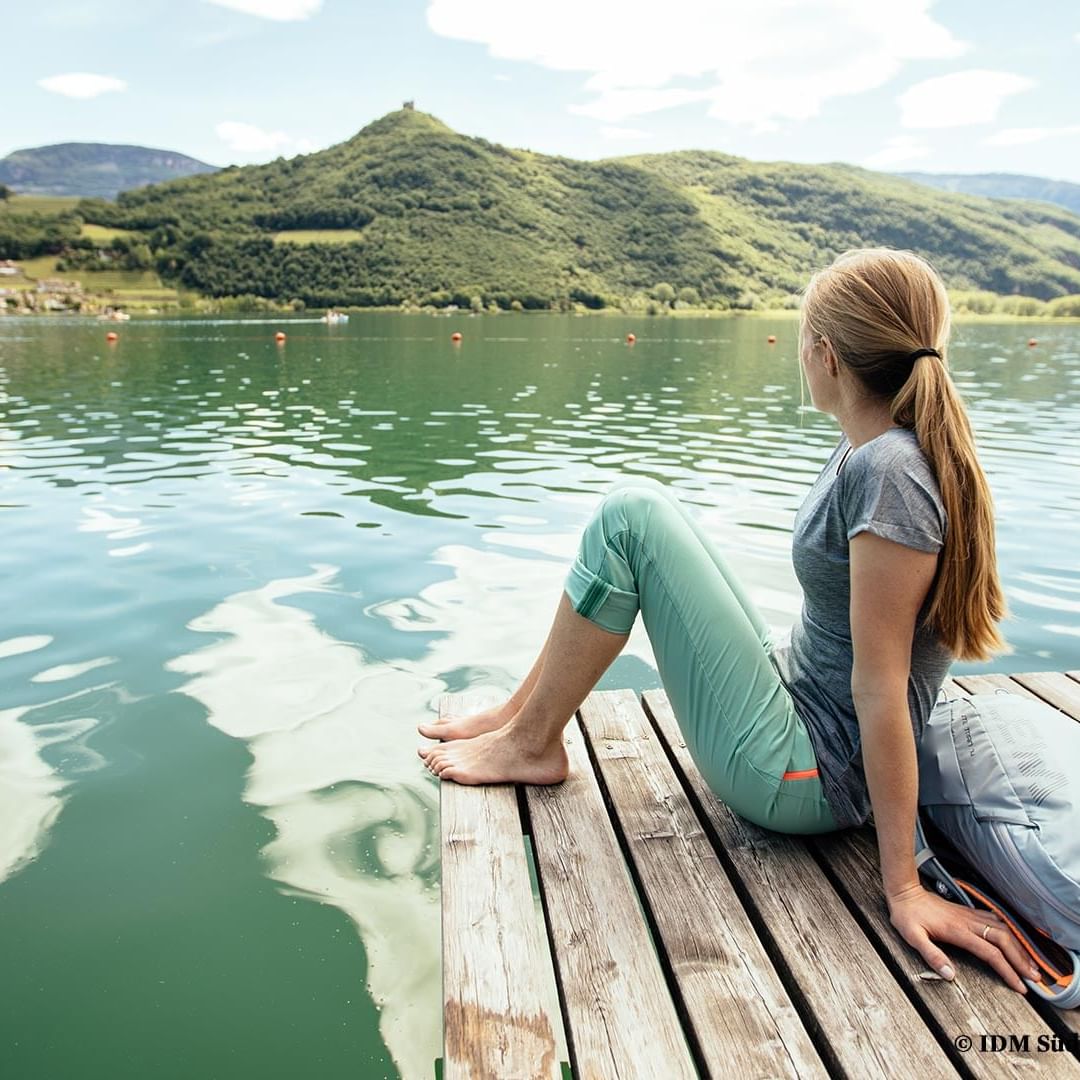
[801,248,1007,661]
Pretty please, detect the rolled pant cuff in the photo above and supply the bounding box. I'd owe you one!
[564,557,639,635]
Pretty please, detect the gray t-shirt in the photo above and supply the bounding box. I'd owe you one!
[770,426,952,828]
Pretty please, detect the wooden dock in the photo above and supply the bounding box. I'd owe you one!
[438,672,1080,1079]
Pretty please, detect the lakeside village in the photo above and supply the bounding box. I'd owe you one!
[0,259,97,315]
[0,259,142,318]
[0,260,354,320]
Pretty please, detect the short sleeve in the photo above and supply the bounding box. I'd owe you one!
[839,443,946,553]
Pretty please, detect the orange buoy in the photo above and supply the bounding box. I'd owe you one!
[275,331,287,343]
[626,333,636,345]
[1028,338,1037,347]
[105,331,118,342]
[767,334,777,344]
[451,331,463,343]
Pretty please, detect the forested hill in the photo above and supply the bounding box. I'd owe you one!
[898,171,1080,218]
[0,143,216,198]
[62,109,1080,308]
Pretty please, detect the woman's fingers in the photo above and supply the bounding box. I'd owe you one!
[939,908,1038,991]
[902,924,955,979]
[941,912,1034,992]
[974,924,1040,986]
[966,931,1029,993]
[960,911,1037,981]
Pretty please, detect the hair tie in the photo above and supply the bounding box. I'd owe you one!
[908,347,941,363]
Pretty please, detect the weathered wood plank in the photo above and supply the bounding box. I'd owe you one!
[641,688,956,1079]
[953,669,1080,721]
[578,689,826,1079]
[524,710,697,1079]
[438,691,562,1080]
[812,827,1078,1078]
[1010,672,1080,719]
[950,673,1020,695]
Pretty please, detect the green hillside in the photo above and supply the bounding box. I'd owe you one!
[8,109,1080,311]
[0,143,216,199]
[631,153,1080,300]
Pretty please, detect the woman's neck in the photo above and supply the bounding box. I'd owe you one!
[835,400,899,449]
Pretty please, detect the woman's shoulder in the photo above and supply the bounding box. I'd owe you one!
[840,426,947,544]
[844,427,937,485]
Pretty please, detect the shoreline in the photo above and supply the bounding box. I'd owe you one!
[3,306,1079,323]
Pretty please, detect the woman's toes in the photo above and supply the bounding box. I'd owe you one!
[417,721,444,737]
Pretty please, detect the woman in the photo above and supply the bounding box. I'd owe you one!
[417,247,1038,994]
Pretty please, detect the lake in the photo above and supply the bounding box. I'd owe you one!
[1,313,1077,1079]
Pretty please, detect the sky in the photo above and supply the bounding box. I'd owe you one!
[6,0,1080,181]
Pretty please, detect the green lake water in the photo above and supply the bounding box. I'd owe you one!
[1,313,1078,1079]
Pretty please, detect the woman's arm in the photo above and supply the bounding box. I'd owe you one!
[849,531,1036,993]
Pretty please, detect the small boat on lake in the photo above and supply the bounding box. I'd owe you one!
[321,309,349,324]
[98,308,131,322]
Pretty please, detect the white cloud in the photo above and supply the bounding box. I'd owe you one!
[216,121,291,153]
[984,124,1080,147]
[37,72,127,99]
[600,126,652,140]
[216,120,304,156]
[899,69,1033,129]
[573,87,711,124]
[204,0,322,20]
[863,135,931,168]
[426,0,967,131]
[493,73,511,82]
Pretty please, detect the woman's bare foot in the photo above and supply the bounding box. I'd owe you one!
[417,700,516,741]
[417,726,569,786]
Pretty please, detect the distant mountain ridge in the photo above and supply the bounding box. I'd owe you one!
[15,110,1080,309]
[0,143,217,199]
[897,171,1080,218]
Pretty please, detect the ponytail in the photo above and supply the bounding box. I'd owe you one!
[892,354,1007,660]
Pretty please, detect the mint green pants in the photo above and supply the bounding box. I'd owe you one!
[564,477,840,835]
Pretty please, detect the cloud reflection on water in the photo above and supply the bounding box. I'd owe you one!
[0,690,102,886]
[162,520,662,1079]
[0,705,66,885]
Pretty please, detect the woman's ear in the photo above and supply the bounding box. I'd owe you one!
[821,339,839,378]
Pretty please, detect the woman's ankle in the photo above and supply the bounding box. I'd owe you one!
[503,714,568,756]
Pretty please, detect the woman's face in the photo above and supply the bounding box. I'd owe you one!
[798,317,829,413]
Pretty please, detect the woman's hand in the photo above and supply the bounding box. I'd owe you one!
[887,882,1040,993]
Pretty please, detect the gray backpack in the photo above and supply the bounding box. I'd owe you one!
[915,689,1080,1008]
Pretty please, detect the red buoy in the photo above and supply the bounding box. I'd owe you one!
[1028,338,1037,347]
[767,334,777,344]
[451,332,463,343]
[275,331,287,343]
[626,333,636,345]
[105,331,118,343]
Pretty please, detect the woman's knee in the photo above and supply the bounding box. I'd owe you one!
[606,475,668,499]
[602,476,673,523]
[598,483,668,541]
